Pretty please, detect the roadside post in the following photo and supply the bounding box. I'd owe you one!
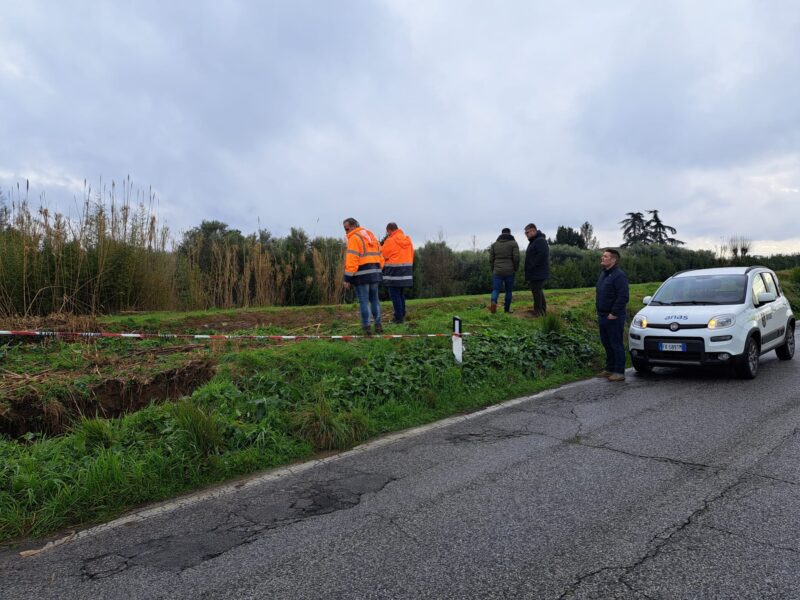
[452,316,463,363]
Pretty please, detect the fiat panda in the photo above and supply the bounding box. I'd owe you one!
[628,266,795,379]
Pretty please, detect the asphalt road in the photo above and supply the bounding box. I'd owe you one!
[2,334,800,599]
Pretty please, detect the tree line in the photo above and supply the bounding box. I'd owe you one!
[1,193,798,317]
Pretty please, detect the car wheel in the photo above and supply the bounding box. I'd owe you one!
[632,357,652,374]
[734,336,760,379]
[775,324,795,361]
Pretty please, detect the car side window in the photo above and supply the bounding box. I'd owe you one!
[751,273,767,306]
[763,272,780,297]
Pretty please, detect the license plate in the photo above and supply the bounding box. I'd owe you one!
[659,342,686,352]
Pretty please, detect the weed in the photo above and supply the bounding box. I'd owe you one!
[169,400,225,458]
[73,417,116,452]
[538,313,564,334]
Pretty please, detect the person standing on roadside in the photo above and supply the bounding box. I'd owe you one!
[523,223,550,316]
[489,227,520,313]
[342,217,383,335]
[596,248,630,382]
[381,222,414,324]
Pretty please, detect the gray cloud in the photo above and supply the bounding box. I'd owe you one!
[1,1,799,254]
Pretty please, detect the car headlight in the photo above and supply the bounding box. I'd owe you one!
[708,314,735,329]
[632,315,648,329]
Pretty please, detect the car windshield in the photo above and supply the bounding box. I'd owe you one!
[650,274,747,306]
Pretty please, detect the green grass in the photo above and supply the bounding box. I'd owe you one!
[0,282,659,543]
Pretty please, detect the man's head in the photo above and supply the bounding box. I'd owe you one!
[601,248,621,269]
[524,223,538,240]
[386,222,398,234]
[501,227,511,234]
[343,218,359,233]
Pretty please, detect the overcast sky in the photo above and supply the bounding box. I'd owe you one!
[2,1,799,254]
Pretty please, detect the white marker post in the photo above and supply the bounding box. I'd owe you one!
[452,316,463,363]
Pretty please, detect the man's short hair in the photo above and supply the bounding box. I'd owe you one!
[343,217,359,228]
[501,227,511,234]
[525,223,537,231]
[603,248,621,261]
[386,222,398,232]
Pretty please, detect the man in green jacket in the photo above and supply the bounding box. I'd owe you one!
[489,227,520,313]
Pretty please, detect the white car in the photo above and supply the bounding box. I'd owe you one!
[628,266,795,379]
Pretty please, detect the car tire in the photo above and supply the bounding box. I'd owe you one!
[775,324,795,361]
[734,336,760,379]
[632,357,652,374]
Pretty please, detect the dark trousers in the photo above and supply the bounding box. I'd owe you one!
[598,314,626,374]
[528,280,547,316]
[491,274,515,312]
[387,287,406,322]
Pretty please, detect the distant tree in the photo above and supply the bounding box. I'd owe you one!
[579,221,599,250]
[0,190,8,231]
[646,209,684,246]
[726,235,752,262]
[620,212,649,247]
[552,225,586,248]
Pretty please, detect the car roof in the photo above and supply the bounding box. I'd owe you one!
[672,266,769,278]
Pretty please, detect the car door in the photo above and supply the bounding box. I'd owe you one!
[752,272,782,349]
[761,271,788,348]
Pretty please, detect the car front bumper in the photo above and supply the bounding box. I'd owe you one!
[628,328,747,366]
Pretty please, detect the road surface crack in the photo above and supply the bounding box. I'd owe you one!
[557,475,745,598]
[700,523,800,555]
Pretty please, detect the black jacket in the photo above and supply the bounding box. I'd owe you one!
[524,231,549,281]
[596,265,629,318]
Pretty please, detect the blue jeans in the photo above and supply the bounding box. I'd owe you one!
[491,274,515,312]
[354,283,381,327]
[598,314,626,374]
[387,287,406,322]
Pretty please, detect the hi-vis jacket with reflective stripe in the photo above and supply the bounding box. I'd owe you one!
[381,228,414,288]
[344,227,384,285]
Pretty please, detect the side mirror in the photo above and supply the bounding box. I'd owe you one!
[642,296,652,305]
[757,291,776,305]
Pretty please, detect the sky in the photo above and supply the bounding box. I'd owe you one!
[1,0,799,255]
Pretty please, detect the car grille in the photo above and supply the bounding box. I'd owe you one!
[643,337,705,362]
[647,323,706,330]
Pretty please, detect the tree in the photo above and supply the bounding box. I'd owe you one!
[552,225,586,248]
[620,212,649,247]
[579,221,599,250]
[645,209,684,246]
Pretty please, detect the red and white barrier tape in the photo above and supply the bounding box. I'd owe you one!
[0,330,468,342]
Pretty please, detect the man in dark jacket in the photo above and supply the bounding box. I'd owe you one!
[524,223,550,316]
[489,227,520,313]
[596,248,630,382]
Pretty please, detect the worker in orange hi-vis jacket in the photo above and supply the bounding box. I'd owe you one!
[342,217,384,335]
[381,222,414,324]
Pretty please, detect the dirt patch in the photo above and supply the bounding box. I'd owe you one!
[0,359,216,438]
[0,313,100,332]
[179,306,360,333]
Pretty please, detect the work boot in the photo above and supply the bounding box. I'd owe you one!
[362,325,372,337]
[489,302,497,314]
[374,323,383,334]
[596,370,613,378]
[607,373,626,382]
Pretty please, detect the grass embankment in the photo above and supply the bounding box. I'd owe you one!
[1,282,656,543]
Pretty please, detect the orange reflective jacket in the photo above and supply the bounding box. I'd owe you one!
[344,227,383,285]
[381,228,414,288]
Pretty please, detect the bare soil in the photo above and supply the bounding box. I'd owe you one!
[178,306,360,333]
[0,347,216,438]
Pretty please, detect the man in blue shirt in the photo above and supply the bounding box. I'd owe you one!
[596,248,629,381]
